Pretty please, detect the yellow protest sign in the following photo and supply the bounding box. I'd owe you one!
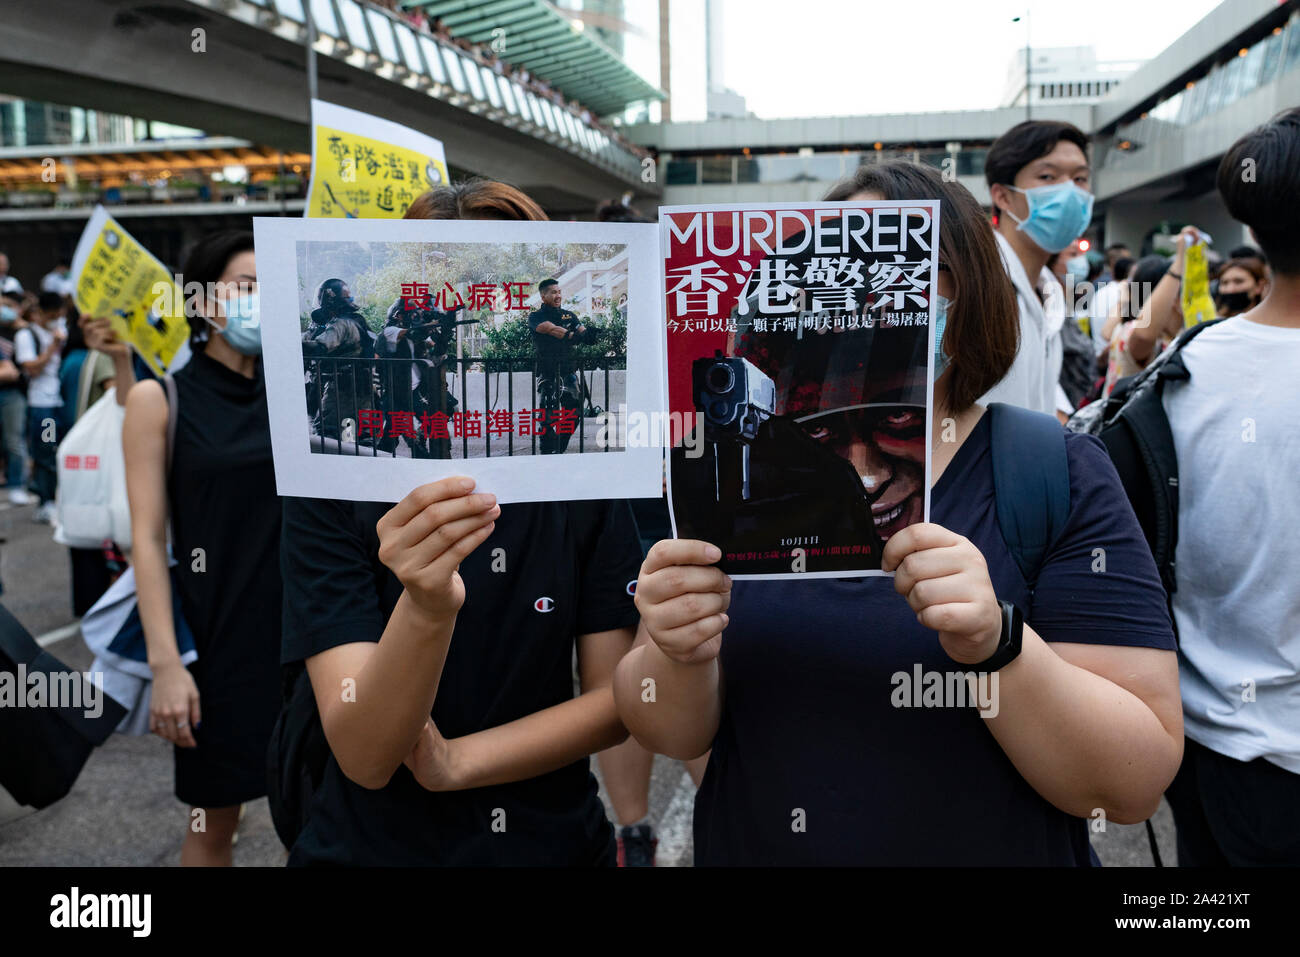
[1181,241,1218,329]
[69,206,189,377]
[306,100,449,219]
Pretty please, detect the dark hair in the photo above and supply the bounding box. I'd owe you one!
[1227,243,1267,265]
[825,161,1019,413]
[1112,256,1135,283]
[37,291,65,314]
[538,279,558,293]
[180,230,255,346]
[596,200,651,223]
[1218,257,1267,289]
[64,313,88,353]
[1217,107,1300,275]
[1127,255,1169,320]
[1105,243,1130,255]
[1087,256,1105,281]
[985,120,1090,189]
[405,178,547,222]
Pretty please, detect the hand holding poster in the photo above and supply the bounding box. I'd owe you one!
[253,216,663,504]
[306,100,450,220]
[662,202,941,579]
[69,206,190,377]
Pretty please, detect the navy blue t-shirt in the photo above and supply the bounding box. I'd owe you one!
[693,411,1176,865]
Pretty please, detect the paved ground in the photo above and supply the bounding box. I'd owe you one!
[0,496,1175,866]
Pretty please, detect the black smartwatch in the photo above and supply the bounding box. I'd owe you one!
[973,600,1024,672]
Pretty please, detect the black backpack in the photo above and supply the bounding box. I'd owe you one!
[1066,319,1223,604]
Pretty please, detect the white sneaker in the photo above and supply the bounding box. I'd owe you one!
[32,502,55,524]
[7,488,31,505]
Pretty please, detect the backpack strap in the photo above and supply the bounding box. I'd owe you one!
[988,403,1071,591]
[162,374,179,476]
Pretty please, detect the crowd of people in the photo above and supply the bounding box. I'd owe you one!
[367,0,650,158]
[5,104,1298,870]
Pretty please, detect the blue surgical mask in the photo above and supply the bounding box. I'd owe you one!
[1003,181,1094,254]
[0,305,15,323]
[1065,254,1091,288]
[933,294,950,379]
[210,292,261,356]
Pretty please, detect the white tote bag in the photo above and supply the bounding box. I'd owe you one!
[53,387,133,550]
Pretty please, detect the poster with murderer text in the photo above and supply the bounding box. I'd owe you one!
[305,100,449,220]
[254,215,663,505]
[661,201,941,579]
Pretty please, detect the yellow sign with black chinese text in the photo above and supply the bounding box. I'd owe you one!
[306,100,449,219]
[69,206,189,377]
[1181,241,1218,329]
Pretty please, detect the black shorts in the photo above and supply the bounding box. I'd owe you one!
[1165,736,1300,866]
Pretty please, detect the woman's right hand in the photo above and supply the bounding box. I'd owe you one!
[150,661,200,748]
[634,540,732,664]
[376,476,500,621]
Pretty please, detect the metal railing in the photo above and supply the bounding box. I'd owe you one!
[304,353,626,458]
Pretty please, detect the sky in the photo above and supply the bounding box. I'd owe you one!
[666,0,1229,121]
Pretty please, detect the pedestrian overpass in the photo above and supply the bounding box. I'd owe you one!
[0,0,661,216]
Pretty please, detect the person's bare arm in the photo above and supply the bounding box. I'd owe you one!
[123,380,199,747]
[886,524,1183,824]
[406,624,637,791]
[0,358,18,385]
[19,328,63,377]
[1129,226,1201,365]
[83,318,136,406]
[612,540,729,760]
[305,478,499,790]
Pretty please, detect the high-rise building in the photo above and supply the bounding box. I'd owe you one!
[1002,46,1142,110]
[705,0,748,119]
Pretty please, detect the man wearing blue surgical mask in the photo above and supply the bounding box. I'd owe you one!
[983,121,1094,420]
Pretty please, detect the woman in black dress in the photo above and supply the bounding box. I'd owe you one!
[124,231,281,865]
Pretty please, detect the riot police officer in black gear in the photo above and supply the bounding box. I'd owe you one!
[379,297,463,457]
[529,278,593,454]
[302,278,372,442]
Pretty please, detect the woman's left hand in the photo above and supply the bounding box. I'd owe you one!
[403,719,463,792]
[882,523,1003,666]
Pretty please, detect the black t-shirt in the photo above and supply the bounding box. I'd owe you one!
[528,304,580,363]
[280,496,642,866]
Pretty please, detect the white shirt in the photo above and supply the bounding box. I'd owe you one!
[1163,315,1300,773]
[980,229,1067,416]
[41,270,74,297]
[1088,280,1122,356]
[14,322,62,407]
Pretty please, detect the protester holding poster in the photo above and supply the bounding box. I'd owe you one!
[277,179,645,866]
[662,196,941,578]
[122,231,282,866]
[254,192,660,506]
[70,207,191,379]
[616,161,1184,866]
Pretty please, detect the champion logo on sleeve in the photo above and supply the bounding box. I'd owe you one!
[533,597,555,613]
[625,580,637,596]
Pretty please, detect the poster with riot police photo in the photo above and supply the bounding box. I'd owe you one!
[662,201,941,578]
[253,217,662,504]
